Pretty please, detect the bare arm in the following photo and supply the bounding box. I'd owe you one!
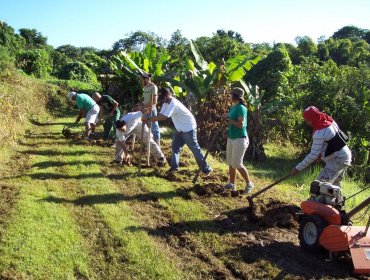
[76,109,85,123]
[142,113,167,122]
[110,100,119,116]
[229,116,244,129]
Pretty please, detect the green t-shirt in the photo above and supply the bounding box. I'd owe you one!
[227,103,248,139]
[76,93,96,113]
[99,95,116,112]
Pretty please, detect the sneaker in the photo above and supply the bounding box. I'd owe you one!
[244,182,254,194]
[84,136,91,141]
[157,157,167,167]
[202,168,213,176]
[224,183,236,191]
[167,168,178,174]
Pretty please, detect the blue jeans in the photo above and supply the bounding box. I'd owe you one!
[170,129,211,172]
[150,107,160,142]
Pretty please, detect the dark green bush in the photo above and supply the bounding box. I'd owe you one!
[58,62,98,84]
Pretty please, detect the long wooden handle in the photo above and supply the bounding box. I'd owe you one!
[146,120,151,166]
[192,127,223,184]
[248,174,290,200]
[138,122,145,174]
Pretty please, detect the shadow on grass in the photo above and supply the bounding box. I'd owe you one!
[29,119,76,127]
[224,242,354,279]
[31,160,104,169]
[20,149,96,156]
[3,172,104,180]
[40,187,196,206]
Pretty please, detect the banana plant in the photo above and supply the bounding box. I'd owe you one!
[110,43,171,80]
[160,39,261,102]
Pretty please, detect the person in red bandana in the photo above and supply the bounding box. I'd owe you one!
[290,106,351,187]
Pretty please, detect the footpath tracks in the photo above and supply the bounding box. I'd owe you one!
[0,118,185,279]
[0,116,359,280]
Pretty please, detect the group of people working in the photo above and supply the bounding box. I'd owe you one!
[67,72,352,193]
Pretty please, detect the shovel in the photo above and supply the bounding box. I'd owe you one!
[247,174,290,210]
[137,122,145,174]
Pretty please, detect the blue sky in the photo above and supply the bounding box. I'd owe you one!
[0,0,369,49]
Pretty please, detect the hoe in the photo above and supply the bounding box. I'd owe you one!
[297,180,370,274]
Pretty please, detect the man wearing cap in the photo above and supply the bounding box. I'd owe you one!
[142,87,212,175]
[223,87,254,193]
[92,92,121,140]
[114,110,166,166]
[67,91,100,140]
[140,72,160,145]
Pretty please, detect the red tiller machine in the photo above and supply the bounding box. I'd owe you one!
[297,180,370,275]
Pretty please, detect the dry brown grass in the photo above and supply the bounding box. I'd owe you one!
[0,71,52,148]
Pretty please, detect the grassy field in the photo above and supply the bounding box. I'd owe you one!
[0,113,368,279]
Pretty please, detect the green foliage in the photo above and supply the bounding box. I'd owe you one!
[47,78,102,95]
[0,46,14,76]
[16,48,52,78]
[58,62,98,84]
[112,31,166,52]
[167,30,191,69]
[194,32,252,63]
[332,25,369,41]
[0,21,26,55]
[247,47,292,103]
[19,28,48,49]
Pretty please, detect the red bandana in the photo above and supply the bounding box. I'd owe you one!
[303,106,333,133]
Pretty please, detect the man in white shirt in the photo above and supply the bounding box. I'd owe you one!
[114,111,166,166]
[142,87,212,175]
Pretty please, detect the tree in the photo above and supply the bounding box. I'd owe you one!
[112,31,166,52]
[216,29,244,43]
[327,38,353,65]
[247,47,292,103]
[0,21,25,55]
[58,62,98,84]
[56,45,82,60]
[295,36,318,57]
[332,25,368,40]
[16,49,52,78]
[19,28,47,49]
[194,33,252,63]
[167,30,191,69]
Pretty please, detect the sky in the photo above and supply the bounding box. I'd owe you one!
[0,0,369,50]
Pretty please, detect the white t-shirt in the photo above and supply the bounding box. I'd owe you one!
[116,111,142,141]
[160,97,196,132]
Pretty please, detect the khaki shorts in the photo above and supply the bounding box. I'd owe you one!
[226,137,249,169]
[85,104,100,124]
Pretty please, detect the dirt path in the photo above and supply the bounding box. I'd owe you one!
[0,117,365,280]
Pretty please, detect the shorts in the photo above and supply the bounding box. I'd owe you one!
[226,137,249,169]
[85,104,100,124]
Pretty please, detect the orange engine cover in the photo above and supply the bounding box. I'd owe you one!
[301,200,341,225]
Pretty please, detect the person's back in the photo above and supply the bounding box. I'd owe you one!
[160,97,196,132]
[76,93,96,112]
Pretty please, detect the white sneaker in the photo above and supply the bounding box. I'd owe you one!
[244,182,254,194]
[224,183,236,191]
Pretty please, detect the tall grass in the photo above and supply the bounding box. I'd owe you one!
[0,71,50,147]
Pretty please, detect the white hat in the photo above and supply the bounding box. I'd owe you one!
[67,91,76,101]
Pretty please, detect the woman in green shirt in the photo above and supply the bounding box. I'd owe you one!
[223,87,254,193]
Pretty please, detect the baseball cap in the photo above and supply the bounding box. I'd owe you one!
[229,87,244,98]
[67,91,76,101]
[140,72,151,79]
